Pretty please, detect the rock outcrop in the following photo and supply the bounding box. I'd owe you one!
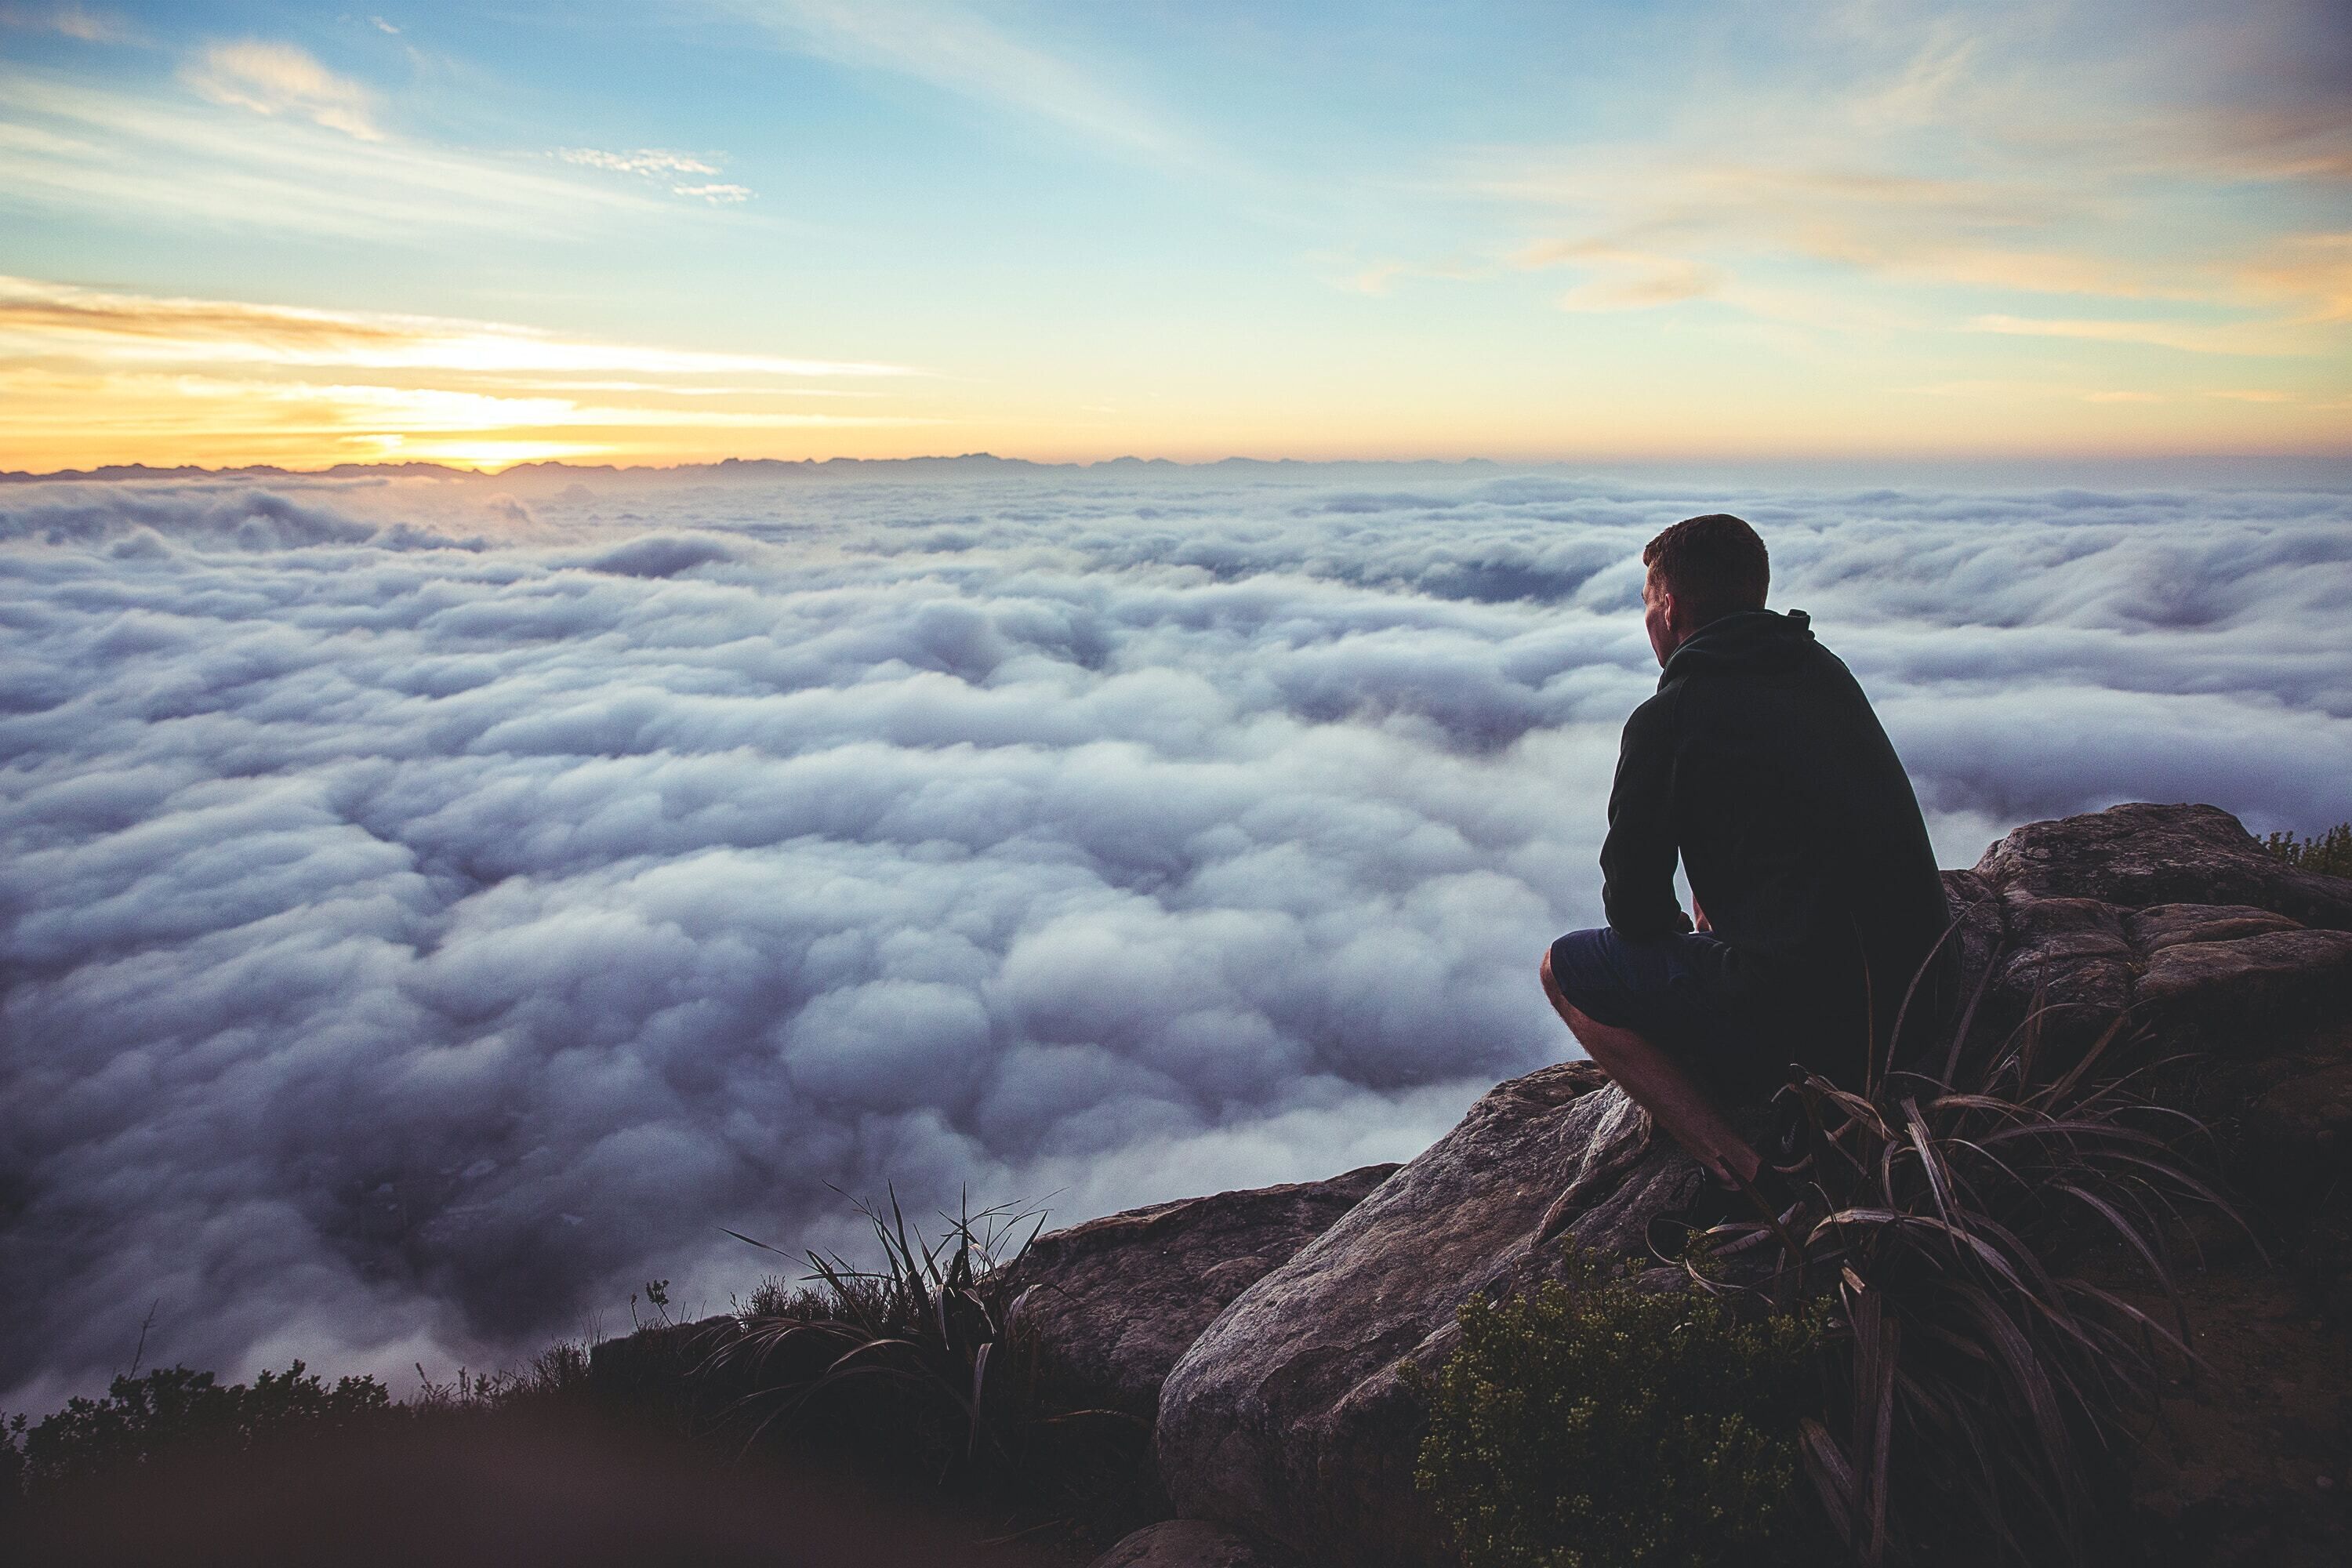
[1943,802,2352,1062]
[1137,802,2352,1568]
[573,804,2349,1568]
[1151,1062,1707,1566]
[990,1163,1401,1421]
[1969,803,2352,926]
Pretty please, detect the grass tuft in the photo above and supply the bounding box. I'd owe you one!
[1691,935,2249,1566]
[714,1189,1152,1541]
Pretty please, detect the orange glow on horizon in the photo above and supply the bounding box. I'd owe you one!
[2,275,2346,476]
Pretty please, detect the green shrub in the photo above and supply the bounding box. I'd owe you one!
[0,1338,601,1509]
[7,1362,394,1498]
[0,1413,24,1508]
[1414,1258,1831,1568]
[410,1338,597,1414]
[2265,821,2352,880]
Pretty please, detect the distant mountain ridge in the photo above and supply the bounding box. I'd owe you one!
[0,453,1507,485]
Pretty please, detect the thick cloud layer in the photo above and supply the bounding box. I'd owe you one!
[4,464,2348,1409]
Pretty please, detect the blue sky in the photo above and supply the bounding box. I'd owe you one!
[1,1,2346,466]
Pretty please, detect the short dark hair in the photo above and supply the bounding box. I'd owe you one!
[1641,513,1768,625]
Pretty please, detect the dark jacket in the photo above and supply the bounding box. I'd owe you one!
[1599,608,1951,1087]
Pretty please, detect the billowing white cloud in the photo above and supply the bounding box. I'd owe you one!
[2,464,2347,1412]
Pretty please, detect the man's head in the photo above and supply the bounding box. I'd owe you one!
[1640,513,1769,666]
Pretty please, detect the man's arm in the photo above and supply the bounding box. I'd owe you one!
[1599,694,1692,938]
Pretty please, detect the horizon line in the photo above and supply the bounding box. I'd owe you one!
[7,449,2352,484]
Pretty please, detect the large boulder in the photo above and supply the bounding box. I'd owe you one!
[992,1163,1400,1421]
[1153,1062,1704,1566]
[1944,802,2352,1062]
[1153,803,2352,1567]
[1969,802,2352,927]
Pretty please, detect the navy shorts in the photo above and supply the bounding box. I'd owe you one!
[1547,927,1791,1105]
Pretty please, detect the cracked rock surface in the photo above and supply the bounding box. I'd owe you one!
[988,1162,1401,1422]
[1944,802,2352,1062]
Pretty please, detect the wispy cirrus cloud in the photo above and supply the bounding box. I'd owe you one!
[182,39,384,141]
[724,0,1194,165]
[560,147,720,177]
[2113,0,2352,183]
[0,63,690,240]
[0,2,130,42]
[1907,377,2297,406]
[0,276,914,378]
[1968,312,2314,357]
[0,276,929,470]
[1457,0,2352,350]
[0,371,934,437]
[1322,255,1486,297]
[560,147,755,204]
[2237,232,2352,324]
[1486,156,2156,302]
[1510,240,1728,313]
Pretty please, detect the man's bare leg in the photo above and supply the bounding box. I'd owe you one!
[1540,948,1761,1187]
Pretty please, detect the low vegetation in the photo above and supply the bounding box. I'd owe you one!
[0,1343,593,1512]
[2264,820,2352,880]
[0,1198,1140,1554]
[1414,1257,1833,1568]
[1778,1022,2230,1563]
[1671,936,2238,1564]
[715,1192,1154,1542]
[1,1363,389,1506]
[1418,915,2247,1567]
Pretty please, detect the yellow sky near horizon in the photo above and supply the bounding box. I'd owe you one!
[5,270,2344,473]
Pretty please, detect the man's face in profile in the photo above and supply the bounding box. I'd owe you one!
[1642,568,1678,668]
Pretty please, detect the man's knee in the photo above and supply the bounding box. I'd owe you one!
[1540,946,1588,1036]
[1543,931,1621,1028]
[1542,963,1626,1059]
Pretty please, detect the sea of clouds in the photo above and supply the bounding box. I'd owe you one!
[3,460,2349,1410]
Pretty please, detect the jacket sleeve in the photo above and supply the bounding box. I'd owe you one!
[1599,692,1693,938]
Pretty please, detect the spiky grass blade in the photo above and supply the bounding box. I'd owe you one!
[1760,932,2253,1565]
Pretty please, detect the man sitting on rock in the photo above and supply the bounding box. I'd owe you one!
[1540,512,1951,1223]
